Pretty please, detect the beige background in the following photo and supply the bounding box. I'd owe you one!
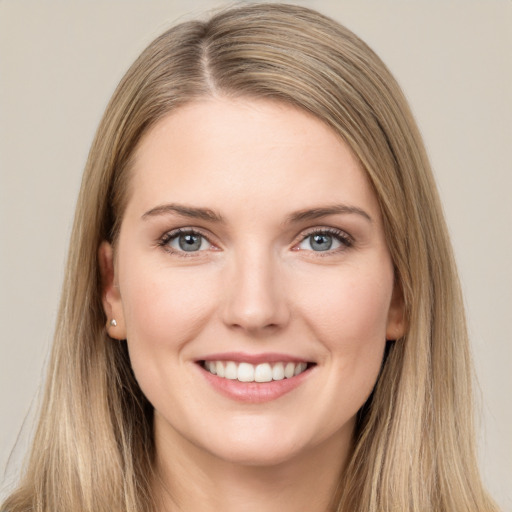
[0,0,511,509]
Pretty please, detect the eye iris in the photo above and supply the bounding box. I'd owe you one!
[178,233,202,251]
[310,234,332,251]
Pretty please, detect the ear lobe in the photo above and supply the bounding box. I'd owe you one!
[98,241,126,339]
[386,282,406,341]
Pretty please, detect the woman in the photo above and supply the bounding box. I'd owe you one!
[1,3,500,511]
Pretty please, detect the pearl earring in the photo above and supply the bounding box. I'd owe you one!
[110,319,117,327]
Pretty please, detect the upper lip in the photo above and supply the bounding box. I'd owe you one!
[197,352,313,365]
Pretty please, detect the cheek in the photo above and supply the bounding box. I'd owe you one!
[299,264,393,343]
[119,258,219,362]
[118,259,223,415]
[294,261,393,396]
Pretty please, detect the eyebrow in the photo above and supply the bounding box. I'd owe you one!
[141,203,224,223]
[141,202,372,224]
[285,204,373,224]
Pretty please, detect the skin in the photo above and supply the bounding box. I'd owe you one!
[100,98,404,512]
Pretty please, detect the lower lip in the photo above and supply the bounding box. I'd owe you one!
[198,364,314,403]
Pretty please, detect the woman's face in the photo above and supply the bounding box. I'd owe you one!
[101,98,404,467]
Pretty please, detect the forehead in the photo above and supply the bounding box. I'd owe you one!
[126,97,380,221]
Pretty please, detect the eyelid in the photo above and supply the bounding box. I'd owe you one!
[292,226,354,252]
[158,227,219,256]
[156,225,353,256]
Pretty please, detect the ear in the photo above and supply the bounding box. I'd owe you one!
[98,241,126,340]
[386,281,406,341]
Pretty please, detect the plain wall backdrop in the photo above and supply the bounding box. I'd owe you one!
[1,0,511,509]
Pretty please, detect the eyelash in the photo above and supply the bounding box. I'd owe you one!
[157,227,353,257]
[295,227,353,255]
[157,228,213,257]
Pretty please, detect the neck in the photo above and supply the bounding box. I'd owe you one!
[153,421,353,512]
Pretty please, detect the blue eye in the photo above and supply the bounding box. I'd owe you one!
[163,230,210,252]
[297,230,350,252]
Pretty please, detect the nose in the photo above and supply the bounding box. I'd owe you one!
[221,247,290,335]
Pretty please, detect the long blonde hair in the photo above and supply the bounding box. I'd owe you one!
[2,3,499,511]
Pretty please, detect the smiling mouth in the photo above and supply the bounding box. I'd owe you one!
[200,360,314,383]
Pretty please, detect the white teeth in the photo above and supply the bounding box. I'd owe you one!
[284,362,295,378]
[225,361,237,380]
[237,362,255,382]
[254,363,272,382]
[216,361,225,378]
[203,360,309,382]
[294,362,307,376]
[272,362,285,381]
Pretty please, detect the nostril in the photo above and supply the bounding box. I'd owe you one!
[228,320,284,334]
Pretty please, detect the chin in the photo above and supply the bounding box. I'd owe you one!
[207,438,308,467]
[195,417,343,468]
